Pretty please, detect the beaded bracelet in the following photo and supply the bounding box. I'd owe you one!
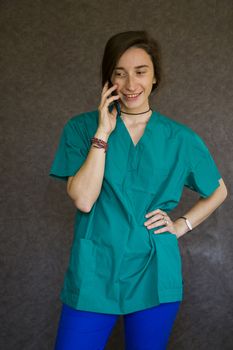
[91,137,108,153]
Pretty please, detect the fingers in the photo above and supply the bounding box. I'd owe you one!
[145,209,164,218]
[101,81,110,94]
[102,82,118,98]
[144,217,168,229]
[102,93,120,110]
[145,210,168,224]
[153,227,176,235]
[101,81,109,94]
[144,209,177,235]
[99,82,120,110]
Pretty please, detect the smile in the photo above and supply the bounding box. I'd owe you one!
[123,92,142,100]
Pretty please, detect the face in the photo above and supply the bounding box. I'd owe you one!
[110,47,156,113]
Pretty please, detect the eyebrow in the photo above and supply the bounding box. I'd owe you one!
[114,65,149,70]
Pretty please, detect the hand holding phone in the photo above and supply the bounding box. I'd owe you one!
[97,81,121,136]
[107,80,121,116]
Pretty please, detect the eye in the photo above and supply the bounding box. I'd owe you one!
[115,72,126,77]
[137,71,146,75]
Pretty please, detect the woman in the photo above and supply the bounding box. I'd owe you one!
[50,31,227,350]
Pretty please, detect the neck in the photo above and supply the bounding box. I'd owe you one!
[119,100,151,114]
[120,109,153,125]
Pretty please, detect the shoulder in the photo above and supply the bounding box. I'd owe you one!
[65,109,98,129]
[61,110,99,140]
[156,111,202,143]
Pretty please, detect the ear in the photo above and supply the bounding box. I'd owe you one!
[153,76,156,84]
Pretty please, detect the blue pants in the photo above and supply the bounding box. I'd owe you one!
[54,301,181,350]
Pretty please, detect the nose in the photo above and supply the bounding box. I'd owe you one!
[125,75,137,91]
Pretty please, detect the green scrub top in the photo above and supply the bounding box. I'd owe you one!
[49,109,222,315]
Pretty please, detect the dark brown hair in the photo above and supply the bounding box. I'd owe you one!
[100,30,161,93]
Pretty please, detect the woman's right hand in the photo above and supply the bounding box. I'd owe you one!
[97,82,120,136]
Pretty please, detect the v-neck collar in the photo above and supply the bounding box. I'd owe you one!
[118,110,158,149]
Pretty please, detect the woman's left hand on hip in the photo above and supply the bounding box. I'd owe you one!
[144,209,178,237]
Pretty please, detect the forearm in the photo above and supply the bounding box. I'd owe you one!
[174,185,227,238]
[68,128,110,212]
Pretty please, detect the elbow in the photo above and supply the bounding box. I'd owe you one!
[216,178,228,202]
[67,181,97,213]
[73,199,93,213]
[221,181,228,200]
[222,187,228,201]
[218,187,228,205]
[67,183,93,213]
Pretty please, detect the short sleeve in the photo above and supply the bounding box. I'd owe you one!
[184,131,222,198]
[49,118,89,182]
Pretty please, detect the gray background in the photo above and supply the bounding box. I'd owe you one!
[1,0,232,349]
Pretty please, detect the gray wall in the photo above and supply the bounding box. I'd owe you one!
[1,1,232,349]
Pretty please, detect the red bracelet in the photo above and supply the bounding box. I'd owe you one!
[91,137,108,153]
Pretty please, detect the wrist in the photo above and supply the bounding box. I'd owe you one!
[174,218,190,238]
[95,128,110,142]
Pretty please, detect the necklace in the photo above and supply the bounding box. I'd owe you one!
[120,107,152,115]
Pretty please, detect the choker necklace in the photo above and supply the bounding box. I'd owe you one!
[120,107,152,115]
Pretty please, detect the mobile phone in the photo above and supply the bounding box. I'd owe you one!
[107,80,121,116]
